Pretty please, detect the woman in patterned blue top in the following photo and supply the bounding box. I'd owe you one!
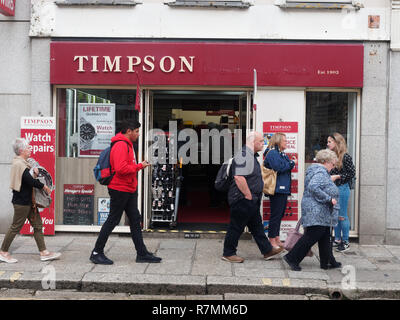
[283,149,340,271]
[327,133,356,252]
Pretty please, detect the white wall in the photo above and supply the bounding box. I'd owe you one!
[30,0,390,41]
[255,88,306,239]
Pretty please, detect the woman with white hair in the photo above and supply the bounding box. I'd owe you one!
[283,149,341,271]
[0,138,61,264]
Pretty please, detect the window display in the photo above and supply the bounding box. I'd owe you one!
[56,88,139,226]
[305,91,357,233]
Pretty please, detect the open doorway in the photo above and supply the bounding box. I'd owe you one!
[147,90,248,231]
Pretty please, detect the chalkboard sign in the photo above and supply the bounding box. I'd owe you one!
[63,184,94,225]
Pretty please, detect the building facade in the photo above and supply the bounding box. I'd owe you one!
[0,0,396,244]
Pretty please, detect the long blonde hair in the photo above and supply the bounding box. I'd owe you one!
[329,132,347,170]
[268,132,286,151]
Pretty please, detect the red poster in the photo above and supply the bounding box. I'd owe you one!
[262,121,299,239]
[0,0,15,16]
[20,117,56,235]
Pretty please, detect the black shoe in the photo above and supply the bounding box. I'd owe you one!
[136,252,162,263]
[283,254,301,271]
[321,261,342,270]
[90,251,113,265]
[336,241,350,252]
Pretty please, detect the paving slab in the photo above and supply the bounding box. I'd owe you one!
[34,289,130,300]
[191,259,233,277]
[0,288,35,299]
[224,293,308,300]
[81,273,206,295]
[359,245,394,258]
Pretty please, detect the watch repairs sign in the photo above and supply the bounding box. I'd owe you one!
[0,0,16,16]
[20,116,56,235]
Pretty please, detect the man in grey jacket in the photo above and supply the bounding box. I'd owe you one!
[222,132,284,263]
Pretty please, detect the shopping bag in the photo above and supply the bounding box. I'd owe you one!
[284,219,313,257]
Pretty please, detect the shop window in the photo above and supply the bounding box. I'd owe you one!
[275,0,363,10]
[165,0,252,9]
[305,91,358,234]
[56,88,139,227]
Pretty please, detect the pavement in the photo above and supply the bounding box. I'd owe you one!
[1,232,400,300]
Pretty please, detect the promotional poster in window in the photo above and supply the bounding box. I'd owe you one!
[78,103,115,157]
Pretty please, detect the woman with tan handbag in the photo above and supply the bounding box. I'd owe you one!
[263,133,297,248]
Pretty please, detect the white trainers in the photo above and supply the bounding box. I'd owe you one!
[0,253,18,264]
[40,252,61,262]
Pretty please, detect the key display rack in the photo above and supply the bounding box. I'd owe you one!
[149,133,183,229]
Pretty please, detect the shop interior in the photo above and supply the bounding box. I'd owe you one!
[149,90,248,231]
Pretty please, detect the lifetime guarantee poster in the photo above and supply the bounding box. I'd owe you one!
[78,103,115,157]
[20,117,56,235]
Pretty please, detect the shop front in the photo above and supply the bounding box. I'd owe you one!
[50,41,363,236]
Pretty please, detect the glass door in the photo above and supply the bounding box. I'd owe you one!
[305,91,359,237]
[143,90,154,229]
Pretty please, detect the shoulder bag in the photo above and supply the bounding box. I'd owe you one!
[262,149,277,196]
[283,218,313,257]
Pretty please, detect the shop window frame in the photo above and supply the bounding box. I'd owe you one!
[305,88,361,238]
[53,85,143,233]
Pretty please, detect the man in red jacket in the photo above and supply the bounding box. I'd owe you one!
[90,119,162,264]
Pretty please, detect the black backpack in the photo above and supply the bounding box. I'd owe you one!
[214,158,233,192]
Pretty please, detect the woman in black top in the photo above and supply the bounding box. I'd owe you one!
[327,133,356,252]
[0,138,60,264]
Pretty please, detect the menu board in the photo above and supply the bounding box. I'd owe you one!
[63,184,94,225]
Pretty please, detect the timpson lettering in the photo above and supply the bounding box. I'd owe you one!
[73,55,195,73]
[24,118,55,125]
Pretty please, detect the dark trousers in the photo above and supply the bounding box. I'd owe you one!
[285,225,337,267]
[94,189,148,256]
[268,193,288,238]
[223,198,272,257]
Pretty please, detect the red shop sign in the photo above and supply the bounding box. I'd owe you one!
[50,41,363,88]
[20,117,56,235]
[0,0,15,16]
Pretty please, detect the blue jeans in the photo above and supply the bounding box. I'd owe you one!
[334,183,350,242]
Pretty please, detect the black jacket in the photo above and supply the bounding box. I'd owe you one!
[12,168,44,205]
